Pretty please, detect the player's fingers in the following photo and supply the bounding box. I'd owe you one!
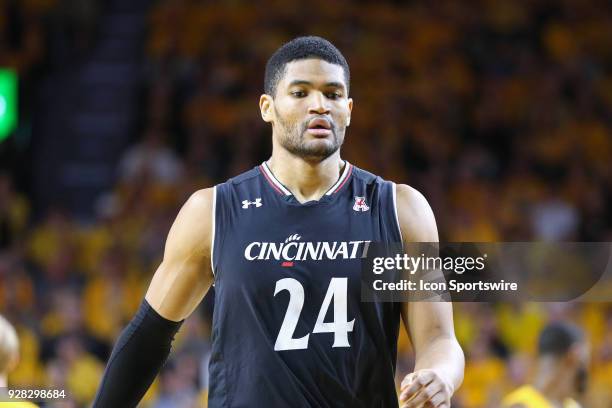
[400,371,435,401]
[400,372,416,389]
[400,381,440,407]
[428,390,447,407]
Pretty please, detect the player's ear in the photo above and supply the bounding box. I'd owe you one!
[346,98,353,127]
[259,94,274,123]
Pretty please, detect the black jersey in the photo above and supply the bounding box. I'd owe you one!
[209,162,403,407]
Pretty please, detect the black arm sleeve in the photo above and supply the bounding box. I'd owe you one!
[92,299,183,408]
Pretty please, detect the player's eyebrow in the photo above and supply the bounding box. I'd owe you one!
[288,80,346,91]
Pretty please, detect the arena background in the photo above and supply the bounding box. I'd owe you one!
[0,0,611,407]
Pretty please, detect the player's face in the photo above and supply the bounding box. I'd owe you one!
[261,59,353,162]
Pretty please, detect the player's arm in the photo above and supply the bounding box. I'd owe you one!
[93,188,215,408]
[395,184,465,408]
[144,188,214,320]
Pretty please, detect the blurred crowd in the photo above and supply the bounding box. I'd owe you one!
[1,0,611,407]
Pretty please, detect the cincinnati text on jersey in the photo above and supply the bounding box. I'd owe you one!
[244,236,372,262]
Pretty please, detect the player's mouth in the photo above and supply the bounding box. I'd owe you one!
[306,118,332,137]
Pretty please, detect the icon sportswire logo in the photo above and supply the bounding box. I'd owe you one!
[244,234,372,263]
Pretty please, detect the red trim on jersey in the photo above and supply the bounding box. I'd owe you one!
[260,165,285,195]
[329,164,353,194]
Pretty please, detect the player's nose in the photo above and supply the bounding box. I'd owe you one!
[308,91,330,115]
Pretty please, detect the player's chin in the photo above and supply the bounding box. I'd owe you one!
[306,138,337,151]
[297,141,339,161]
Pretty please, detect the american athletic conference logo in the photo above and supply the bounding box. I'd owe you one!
[353,196,369,212]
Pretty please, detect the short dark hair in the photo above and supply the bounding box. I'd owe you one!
[264,36,350,97]
[538,322,584,357]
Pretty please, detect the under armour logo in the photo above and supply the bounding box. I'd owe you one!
[353,196,370,212]
[242,198,262,209]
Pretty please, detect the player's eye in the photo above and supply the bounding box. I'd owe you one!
[291,90,306,98]
[326,92,342,99]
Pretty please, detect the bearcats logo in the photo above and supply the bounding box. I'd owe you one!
[353,196,370,212]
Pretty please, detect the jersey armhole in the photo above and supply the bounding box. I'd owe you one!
[210,185,217,281]
[392,182,404,246]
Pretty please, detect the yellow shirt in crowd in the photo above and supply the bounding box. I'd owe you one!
[503,385,581,408]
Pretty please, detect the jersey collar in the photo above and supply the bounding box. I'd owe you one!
[260,160,353,197]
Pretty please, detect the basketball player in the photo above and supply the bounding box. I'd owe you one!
[503,322,587,408]
[0,314,38,408]
[93,36,464,407]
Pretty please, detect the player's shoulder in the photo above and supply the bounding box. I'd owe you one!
[394,183,430,209]
[212,166,261,199]
[350,165,432,216]
[350,164,382,186]
[392,183,437,242]
[350,166,416,198]
[163,187,215,259]
[185,187,215,212]
[172,188,215,239]
[225,166,261,186]
[348,163,430,209]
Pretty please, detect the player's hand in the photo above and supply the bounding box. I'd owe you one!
[399,369,453,408]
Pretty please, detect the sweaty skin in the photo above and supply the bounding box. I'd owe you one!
[144,58,464,407]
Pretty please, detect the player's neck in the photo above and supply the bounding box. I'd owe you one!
[0,374,7,388]
[535,361,572,407]
[267,150,344,203]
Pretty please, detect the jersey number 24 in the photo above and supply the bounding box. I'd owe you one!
[274,277,355,351]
